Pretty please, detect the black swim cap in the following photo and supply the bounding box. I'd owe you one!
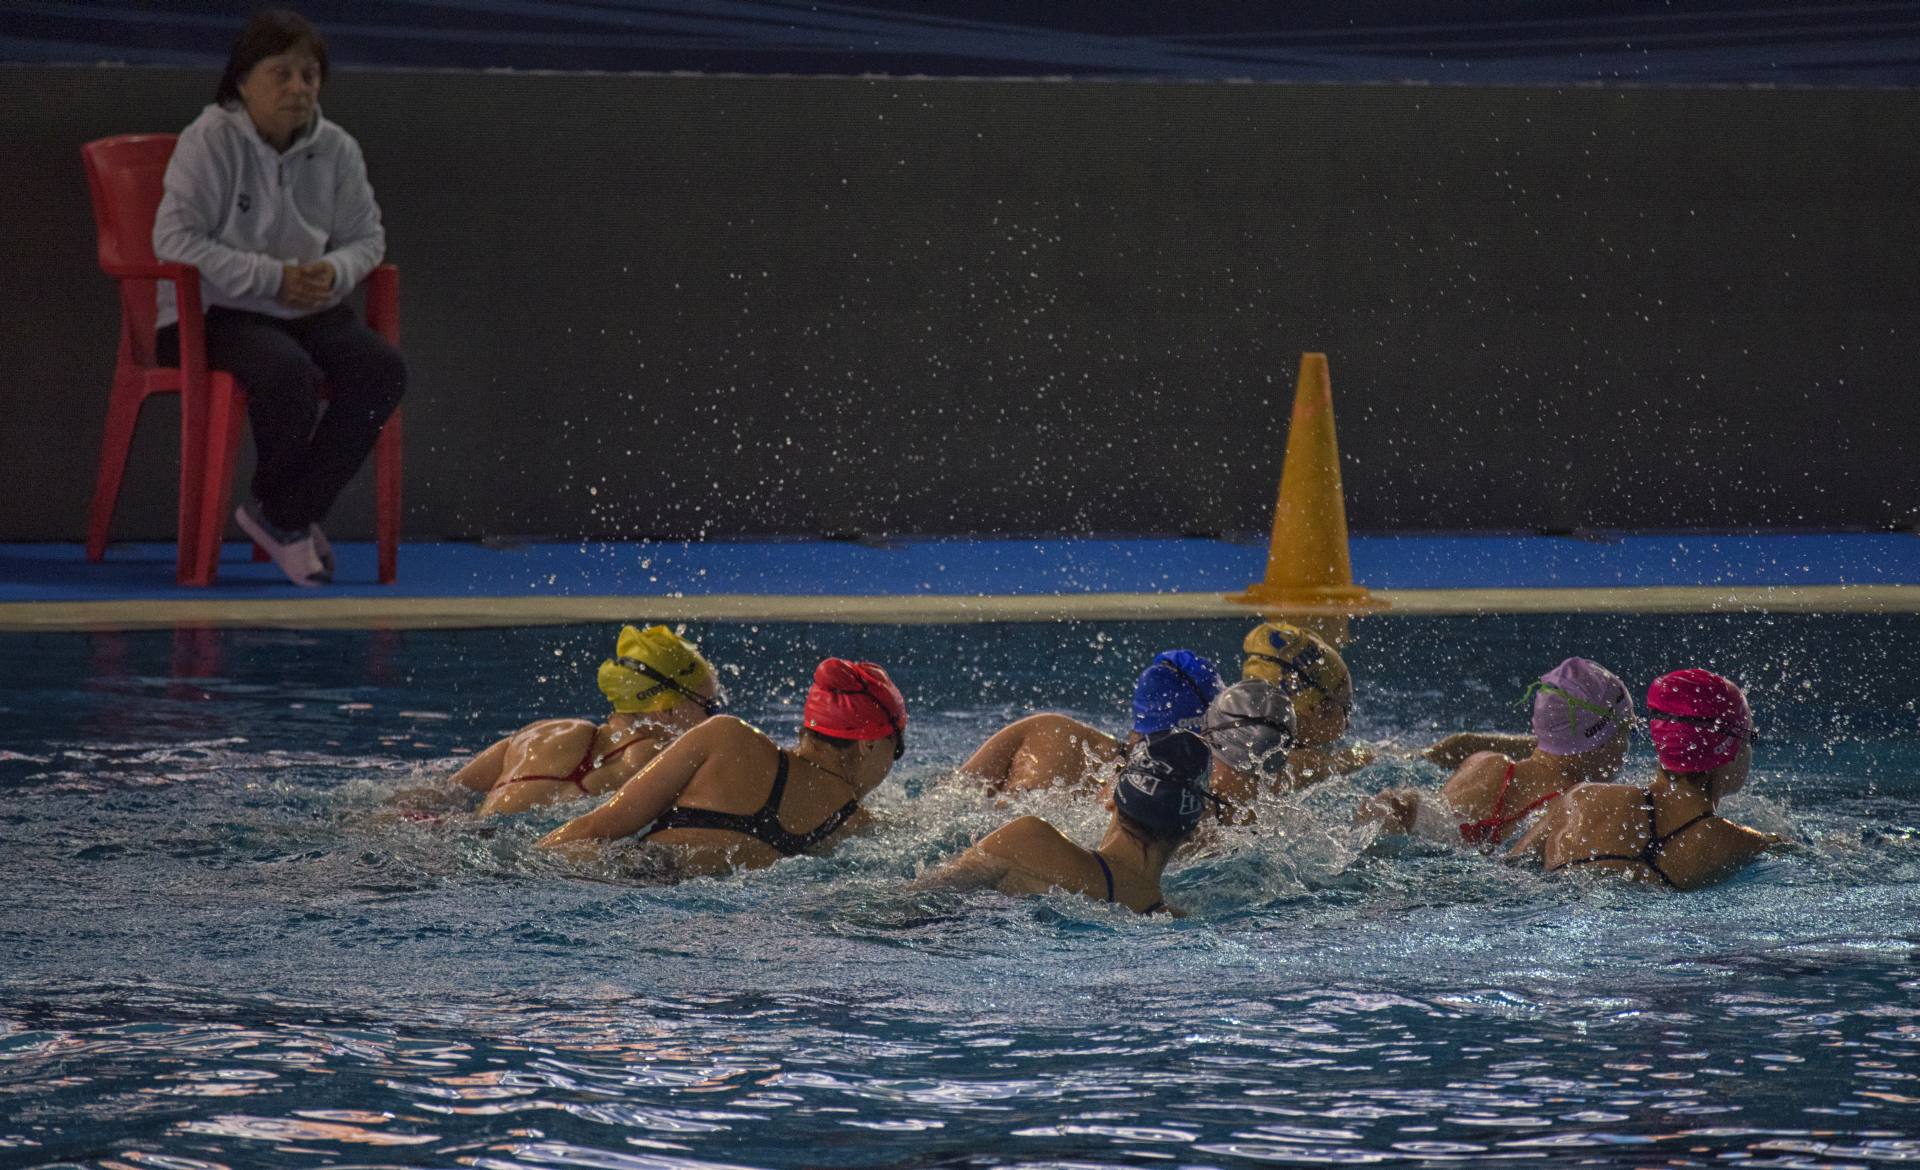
[1112,731,1215,839]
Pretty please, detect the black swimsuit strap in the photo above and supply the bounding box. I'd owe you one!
[1548,796,1715,888]
[1650,808,1715,851]
[1641,805,1715,886]
[1092,851,1115,902]
[645,751,856,858]
[761,749,791,810]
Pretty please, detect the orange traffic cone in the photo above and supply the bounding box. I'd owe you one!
[1230,353,1386,612]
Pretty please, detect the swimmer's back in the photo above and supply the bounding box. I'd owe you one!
[1530,782,1774,890]
[476,718,665,817]
[640,716,872,873]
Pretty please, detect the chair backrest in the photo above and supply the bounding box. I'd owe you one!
[81,134,178,365]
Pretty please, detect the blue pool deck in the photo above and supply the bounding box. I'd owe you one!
[3,531,1918,628]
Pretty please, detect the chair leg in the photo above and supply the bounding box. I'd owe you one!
[175,372,209,585]
[87,370,146,562]
[376,409,403,584]
[189,381,247,586]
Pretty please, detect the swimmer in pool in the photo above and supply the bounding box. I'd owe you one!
[537,657,907,875]
[956,649,1221,797]
[1506,669,1788,890]
[918,730,1216,914]
[1195,679,1298,824]
[442,625,724,818]
[1240,622,1372,785]
[1358,657,1633,848]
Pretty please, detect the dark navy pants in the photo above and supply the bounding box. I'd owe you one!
[157,303,406,532]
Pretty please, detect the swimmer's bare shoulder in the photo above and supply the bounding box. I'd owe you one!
[1656,818,1787,890]
[957,712,1121,794]
[1439,751,1516,811]
[917,816,1081,896]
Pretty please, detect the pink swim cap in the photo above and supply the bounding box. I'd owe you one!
[1646,669,1751,773]
[1530,657,1633,757]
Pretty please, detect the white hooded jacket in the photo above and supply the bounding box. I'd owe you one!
[152,101,385,329]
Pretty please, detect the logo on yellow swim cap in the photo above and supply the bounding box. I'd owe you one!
[1240,621,1352,712]
[597,624,718,714]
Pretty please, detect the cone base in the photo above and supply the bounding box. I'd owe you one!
[1226,581,1392,614]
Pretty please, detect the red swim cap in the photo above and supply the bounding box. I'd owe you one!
[802,659,907,745]
[1647,668,1751,773]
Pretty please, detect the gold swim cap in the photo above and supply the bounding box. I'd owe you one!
[1240,621,1353,712]
[597,625,718,714]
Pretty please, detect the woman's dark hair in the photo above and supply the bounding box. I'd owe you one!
[216,8,328,105]
[800,728,857,752]
[1114,808,1191,847]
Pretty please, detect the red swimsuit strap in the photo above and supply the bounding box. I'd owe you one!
[496,730,603,792]
[1459,761,1568,847]
[497,726,666,794]
[591,731,658,771]
[1457,761,1519,846]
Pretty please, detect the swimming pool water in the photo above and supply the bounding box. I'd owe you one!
[1,614,1916,1168]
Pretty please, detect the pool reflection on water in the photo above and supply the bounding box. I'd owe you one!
[1,615,1916,1168]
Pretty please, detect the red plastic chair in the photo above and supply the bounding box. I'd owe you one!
[81,133,403,585]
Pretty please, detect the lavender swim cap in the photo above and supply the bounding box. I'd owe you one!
[1530,657,1632,757]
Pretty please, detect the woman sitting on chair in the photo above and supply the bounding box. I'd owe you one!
[153,7,404,586]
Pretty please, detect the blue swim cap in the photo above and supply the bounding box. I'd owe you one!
[1113,731,1216,839]
[1131,649,1223,734]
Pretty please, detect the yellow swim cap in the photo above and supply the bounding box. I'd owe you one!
[1240,621,1353,712]
[597,625,719,714]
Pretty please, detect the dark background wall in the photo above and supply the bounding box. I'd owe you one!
[10,1,1920,85]
[2,65,1916,541]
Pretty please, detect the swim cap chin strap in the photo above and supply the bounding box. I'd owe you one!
[1520,680,1631,746]
[1246,641,1351,715]
[612,655,726,716]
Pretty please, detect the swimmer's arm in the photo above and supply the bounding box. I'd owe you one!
[1424,732,1534,771]
[1357,789,1468,845]
[447,737,510,793]
[1736,823,1794,854]
[1503,814,1552,863]
[381,738,506,808]
[1355,788,1419,834]
[836,806,878,838]
[536,722,725,852]
[913,818,1053,893]
[913,843,1012,893]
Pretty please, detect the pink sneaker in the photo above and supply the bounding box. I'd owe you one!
[235,500,327,587]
